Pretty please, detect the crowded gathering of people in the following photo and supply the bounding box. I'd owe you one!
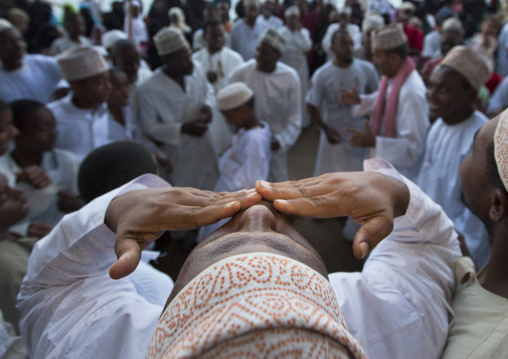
[0,0,508,357]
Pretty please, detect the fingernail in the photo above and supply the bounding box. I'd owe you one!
[259,181,269,187]
[246,188,257,194]
[359,241,369,259]
[224,201,238,208]
[275,199,288,206]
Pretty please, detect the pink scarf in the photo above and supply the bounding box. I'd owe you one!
[371,57,416,138]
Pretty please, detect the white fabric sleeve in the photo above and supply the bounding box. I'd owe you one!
[374,90,428,169]
[305,69,323,107]
[320,23,337,60]
[274,72,302,151]
[17,174,170,359]
[351,91,378,117]
[487,77,508,115]
[329,158,461,359]
[294,28,313,52]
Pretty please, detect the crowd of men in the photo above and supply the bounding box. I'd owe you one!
[0,0,508,357]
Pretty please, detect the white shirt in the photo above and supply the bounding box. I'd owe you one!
[230,18,270,61]
[17,160,461,359]
[0,55,61,104]
[321,23,362,61]
[49,36,93,56]
[192,47,244,93]
[257,14,284,29]
[487,75,508,115]
[137,63,218,189]
[497,22,508,77]
[353,70,429,181]
[422,30,440,58]
[306,60,379,175]
[192,28,231,52]
[417,112,490,268]
[279,26,312,82]
[49,95,111,161]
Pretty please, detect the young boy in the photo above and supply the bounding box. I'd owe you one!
[198,82,271,240]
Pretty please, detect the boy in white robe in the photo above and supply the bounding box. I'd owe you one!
[137,28,218,190]
[228,27,302,182]
[417,46,491,268]
[307,28,378,176]
[198,82,271,240]
[49,46,112,161]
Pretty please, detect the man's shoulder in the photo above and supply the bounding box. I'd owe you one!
[222,47,244,61]
[275,61,299,78]
[400,70,426,96]
[231,59,256,76]
[25,54,58,67]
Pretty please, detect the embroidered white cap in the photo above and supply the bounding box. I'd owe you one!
[258,27,287,54]
[153,26,190,57]
[57,46,109,81]
[371,23,408,51]
[101,30,128,49]
[217,82,254,111]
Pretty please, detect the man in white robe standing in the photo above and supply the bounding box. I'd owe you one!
[49,46,112,161]
[418,46,491,268]
[0,19,61,104]
[228,27,302,182]
[321,7,362,62]
[340,23,429,182]
[307,28,379,176]
[137,28,218,190]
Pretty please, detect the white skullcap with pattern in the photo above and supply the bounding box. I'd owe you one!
[57,46,108,81]
[0,19,15,34]
[243,0,260,6]
[259,27,287,54]
[146,252,367,359]
[362,13,385,33]
[154,26,190,57]
[285,5,300,18]
[495,110,508,191]
[372,23,408,50]
[217,82,254,111]
[440,45,491,91]
[101,30,128,49]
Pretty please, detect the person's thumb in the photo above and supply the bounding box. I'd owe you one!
[352,215,394,259]
[109,237,142,280]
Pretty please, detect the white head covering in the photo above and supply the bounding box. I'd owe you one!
[0,19,15,34]
[337,6,352,16]
[146,253,367,359]
[101,30,128,49]
[371,23,408,51]
[57,46,109,81]
[441,17,464,35]
[217,82,254,111]
[154,27,190,57]
[362,13,385,33]
[243,0,260,6]
[439,45,491,91]
[399,1,416,13]
[168,7,191,33]
[284,5,300,18]
[495,110,508,191]
[258,27,287,54]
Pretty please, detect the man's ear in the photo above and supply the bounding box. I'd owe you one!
[489,188,508,222]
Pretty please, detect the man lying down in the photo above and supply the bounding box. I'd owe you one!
[17,158,461,359]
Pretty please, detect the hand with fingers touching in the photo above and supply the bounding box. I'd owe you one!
[256,171,410,259]
[324,125,341,144]
[346,119,376,147]
[16,166,52,189]
[338,86,361,105]
[105,187,262,280]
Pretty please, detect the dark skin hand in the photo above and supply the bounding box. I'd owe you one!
[346,120,376,147]
[16,166,52,189]
[57,190,85,213]
[271,137,281,151]
[206,71,218,84]
[27,222,51,238]
[181,106,213,137]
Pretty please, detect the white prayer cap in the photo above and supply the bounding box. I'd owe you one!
[217,82,254,111]
[57,46,109,81]
[371,23,408,51]
[101,30,128,49]
[440,45,491,91]
[258,27,287,54]
[0,19,15,35]
[336,6,352,16]
[399,1,416,13]
[243,0,260,7]
[285,5,300,18]
[153,26,190,57]
[441,17,464,34]
[495,110,508,191]
[146,253,367,359]
[362,13,385,33]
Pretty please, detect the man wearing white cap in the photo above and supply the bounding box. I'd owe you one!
[354,12,385,63]
[230,0,270,60]
[228,27,302,182]
[48,46,112,161]
[257,0,284,29]
[321,6,362,62]
[418,46,491,268]
[49,12,92,56]
[340,23,428,182]
[0,19,62,103]
[137,27,218,190]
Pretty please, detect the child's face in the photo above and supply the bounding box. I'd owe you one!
[16,107,57,153]
[108,71,130,108]
[0,109,18,156]
[71,72,112,106]
[221,106,251,130]
[0,173,29,229]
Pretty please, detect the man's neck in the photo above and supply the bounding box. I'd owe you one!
[333,57,352,68]
[245,17,256,28]
[442,108,474,126]
[2,60,23,72]
[10,149,43,168]
[207,46,222,55]
[163,66,185,90]
[72,95,101,111]
[481,222,508,299]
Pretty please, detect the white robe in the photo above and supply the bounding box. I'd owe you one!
[198,122,271,241]
[228,59,302,182]
[230,18,270,61]
[49,36,93,56]
[137,64,218,190]
[306,60,379,175]
[0,55,61,104]
[321,23,362,62]
[497,22,508,77]
[417,111,490,268]
[257,14,284,29]
[352,70,429,182]
[280,26,313,128]
[192,29,231,52]
[421,30,440,59]
[49,95,111,161]
[487,75,508,115]
[17,161,460,359]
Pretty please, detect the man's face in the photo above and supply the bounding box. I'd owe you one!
[203,7,219,21]
[221,105,251,130]
[65,15,85,38]
[331,32,353,64]
[440,30,462,57]
[338,13,349,27]
[372,48,394,77]
[460,117,499,225]
[427,66,474,124]
[204,25,225,52]
[0,109,18,156]
[255,41,281,72]
[165,202,328,307]
[115,46,141,81]
[217,2,230,20]
[0,28,25,66]
[0,174,29,229]
[71,72,112,106]
[245,4,260,21]
[165,47,194,75]
[108,71,130,108]
[262,1,275,16]
[16,107,57,153]
[286,14,300,31]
